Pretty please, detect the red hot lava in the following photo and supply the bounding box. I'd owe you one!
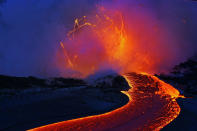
[39,5,183,131]
[29,73,181,131]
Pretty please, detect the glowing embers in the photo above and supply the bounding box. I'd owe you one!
[59,8,129,77]
[60,42,73,68]
[67,16,96,40]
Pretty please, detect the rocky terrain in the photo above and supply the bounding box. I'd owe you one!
[156,59,197,97]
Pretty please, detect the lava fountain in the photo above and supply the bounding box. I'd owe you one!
[56,6,176,78]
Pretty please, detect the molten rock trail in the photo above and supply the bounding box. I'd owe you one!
[29,72,181,131]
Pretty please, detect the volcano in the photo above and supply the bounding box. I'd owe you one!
[1,0,197,131]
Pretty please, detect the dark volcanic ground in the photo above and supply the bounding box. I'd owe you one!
[0,75,129,131]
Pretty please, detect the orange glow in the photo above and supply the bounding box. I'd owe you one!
[29,73,181,131]
[57,6,172,78]
[50,6,182,131]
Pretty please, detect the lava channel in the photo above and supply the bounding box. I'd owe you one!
[28,72,181,131]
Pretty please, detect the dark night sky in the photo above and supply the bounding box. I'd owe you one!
[0,0,197,77]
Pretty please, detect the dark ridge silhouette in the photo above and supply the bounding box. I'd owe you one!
[0,75,86,90]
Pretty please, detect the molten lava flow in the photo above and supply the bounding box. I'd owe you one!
[29,73,181,131]
[51,5,182,131]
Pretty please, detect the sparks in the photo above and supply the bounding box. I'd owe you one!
[60,42,73,68]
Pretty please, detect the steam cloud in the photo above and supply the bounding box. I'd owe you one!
[0,0,196,77]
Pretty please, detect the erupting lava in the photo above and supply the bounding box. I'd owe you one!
[57,6,172,77]
[29,73,181,131]
[58,8,129,77]
[34,6,182,131]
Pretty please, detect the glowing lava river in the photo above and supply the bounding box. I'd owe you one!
[29,72,181,131]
